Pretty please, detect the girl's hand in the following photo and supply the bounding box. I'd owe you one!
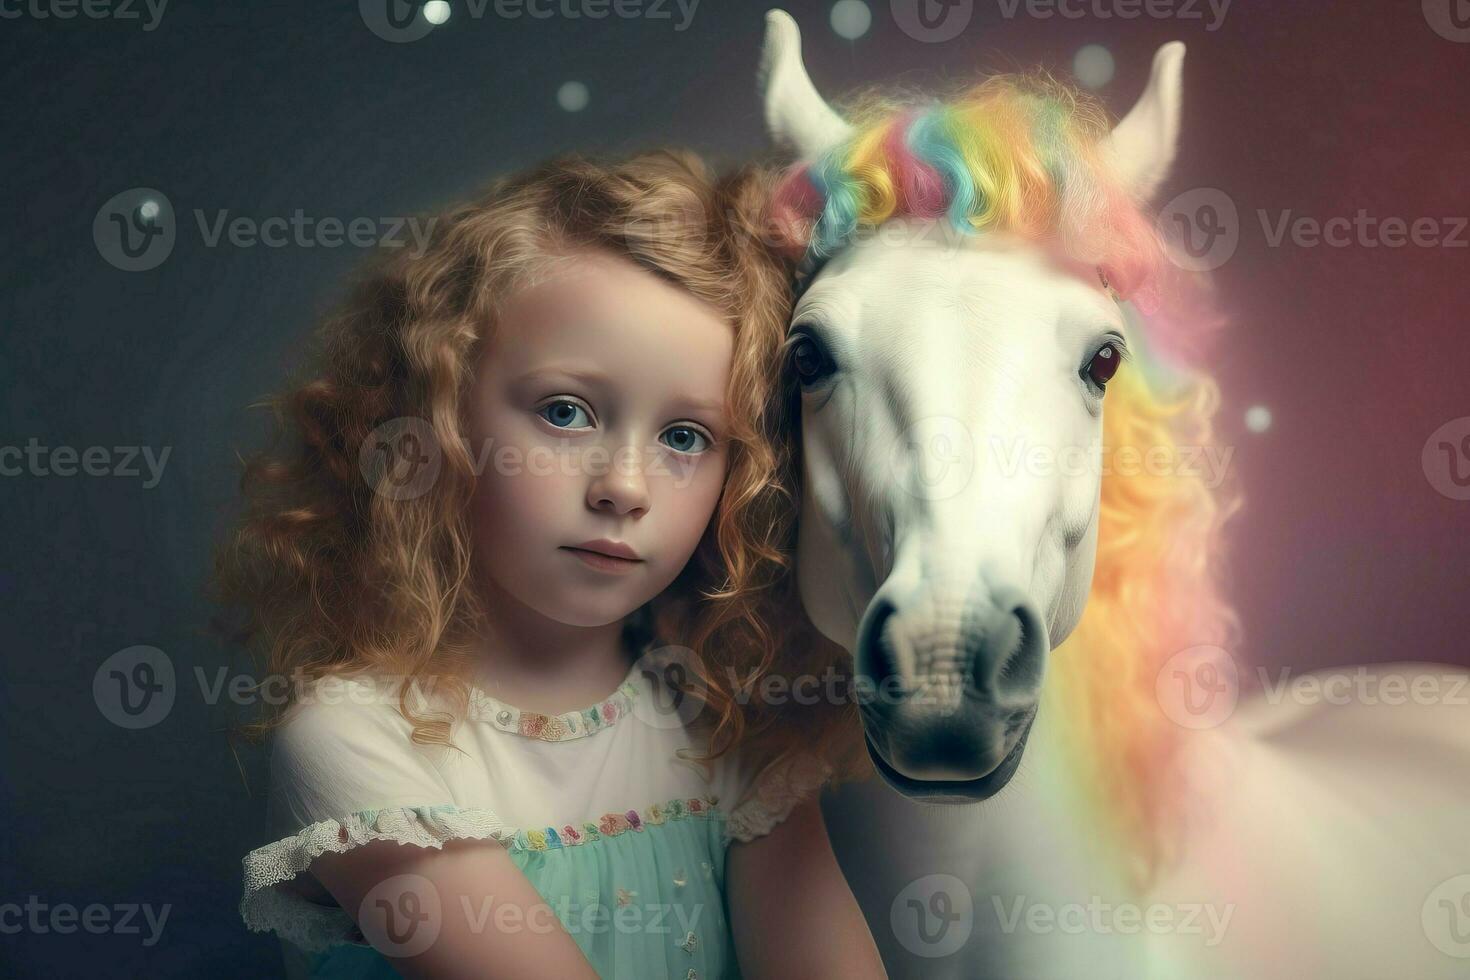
[310,837,601,980]
[726,797,889,979]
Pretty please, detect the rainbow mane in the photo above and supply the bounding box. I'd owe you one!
[771,74,1165,302]
[771,73,1243,893]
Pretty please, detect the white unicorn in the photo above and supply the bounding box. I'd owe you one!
[757,10,1470,978]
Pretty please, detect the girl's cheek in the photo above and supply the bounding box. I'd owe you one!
[473,437,577,522]
[671,454,728,532]
[484,467,574,524]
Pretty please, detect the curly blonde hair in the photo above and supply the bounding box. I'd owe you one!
[209,149,872,790]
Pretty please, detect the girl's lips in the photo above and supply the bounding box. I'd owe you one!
[561,547,644,573]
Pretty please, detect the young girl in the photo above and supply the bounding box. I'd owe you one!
[213,149,883,979]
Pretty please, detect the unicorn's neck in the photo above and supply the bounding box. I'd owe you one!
[1016,679,1160,894]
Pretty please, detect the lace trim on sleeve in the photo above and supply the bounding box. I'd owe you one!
[724,753,834,844]
[240,804,507,954]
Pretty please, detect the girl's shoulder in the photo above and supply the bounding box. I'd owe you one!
[274,671,414,735]
[271,672,446,766]
[627,648,841,843]
[264,672,464,831]
[717,741,835,844]
[244,672,509,954]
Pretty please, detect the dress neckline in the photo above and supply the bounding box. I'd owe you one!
[466,659,644,742]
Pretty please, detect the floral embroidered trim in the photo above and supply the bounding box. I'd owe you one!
[509,795,721,851]
[467,663,643,741]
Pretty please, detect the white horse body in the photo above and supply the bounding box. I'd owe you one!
[835,667,1470,978]
[759,10,1470,977]
[1144,673,1470,978]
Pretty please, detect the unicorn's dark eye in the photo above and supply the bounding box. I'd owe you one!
[1085,342,1124,390]
[788,331,836,388]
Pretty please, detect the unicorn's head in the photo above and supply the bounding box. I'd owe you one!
[760,10,1200,803]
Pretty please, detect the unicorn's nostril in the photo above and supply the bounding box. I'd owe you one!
[858,597,898,703]
[986,600,1047,701]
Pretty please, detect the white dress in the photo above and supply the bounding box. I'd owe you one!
[239,656,833,979]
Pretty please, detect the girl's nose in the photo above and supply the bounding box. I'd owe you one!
[587,444,650,516]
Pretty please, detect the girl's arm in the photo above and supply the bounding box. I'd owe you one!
[310,837,601,980]
[725,797,888,979]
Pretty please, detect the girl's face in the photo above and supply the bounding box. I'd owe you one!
[466,250,734,629]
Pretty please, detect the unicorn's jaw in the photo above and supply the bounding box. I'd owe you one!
[865,710,1037,803]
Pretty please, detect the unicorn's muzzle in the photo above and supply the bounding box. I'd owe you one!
[854,573,1049,802]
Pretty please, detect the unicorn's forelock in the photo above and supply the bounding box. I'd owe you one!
[771,72,1165,307]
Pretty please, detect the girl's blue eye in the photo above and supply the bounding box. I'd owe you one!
[662,426,709,454]
[538,400,592,429]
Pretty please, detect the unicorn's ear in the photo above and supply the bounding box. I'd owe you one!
[1106,41,1186,203]
[759,9,853,161]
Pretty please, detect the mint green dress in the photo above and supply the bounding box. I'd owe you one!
[240,663,833,979]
